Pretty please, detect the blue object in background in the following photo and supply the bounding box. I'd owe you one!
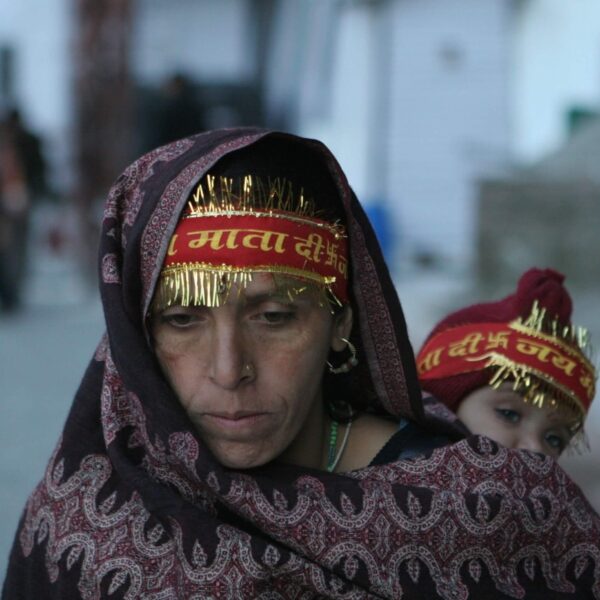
[364,200,395,262]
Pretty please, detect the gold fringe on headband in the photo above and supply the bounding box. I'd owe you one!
[152,263,343,312]
[151,174,349,313]
[185,175,345,234]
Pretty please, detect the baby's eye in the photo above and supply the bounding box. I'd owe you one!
[495,408,521,424]
[544,432,567,453]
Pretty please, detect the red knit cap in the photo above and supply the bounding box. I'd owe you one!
[416,268,594,423]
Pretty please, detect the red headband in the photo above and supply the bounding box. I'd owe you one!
[154,175,349,309]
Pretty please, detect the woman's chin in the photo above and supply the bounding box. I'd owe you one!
[208,440,278,470]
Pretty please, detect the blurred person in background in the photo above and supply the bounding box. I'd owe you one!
[0,107,47,313]
[2,130,599,599]
[152,72,207,147]
[416,268,596,460]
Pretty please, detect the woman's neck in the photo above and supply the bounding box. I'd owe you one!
[278,402,398,472]
[278,397,330,470]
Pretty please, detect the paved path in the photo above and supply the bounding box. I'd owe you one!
[1,299,104,538]
[0,209,105,579]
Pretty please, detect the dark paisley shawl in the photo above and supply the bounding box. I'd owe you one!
[3,129,600,599]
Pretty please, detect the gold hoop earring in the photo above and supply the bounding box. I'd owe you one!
[327,338,358,374]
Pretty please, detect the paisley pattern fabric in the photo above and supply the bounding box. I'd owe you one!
[3,129,600,599]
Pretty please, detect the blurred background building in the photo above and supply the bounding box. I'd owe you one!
[4,0,600,271]
[2,0,600,576]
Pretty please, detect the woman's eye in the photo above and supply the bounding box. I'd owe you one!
[495,408,521,424]
[161,312,197,328]
[261,311,295,324]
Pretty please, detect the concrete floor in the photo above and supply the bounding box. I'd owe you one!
[0,243,104,577]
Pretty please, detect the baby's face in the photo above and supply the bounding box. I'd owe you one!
[456,383,577,458]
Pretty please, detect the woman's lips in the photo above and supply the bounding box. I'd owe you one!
[202,412,271,434]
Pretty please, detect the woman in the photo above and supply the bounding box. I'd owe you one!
[3,129,599,599]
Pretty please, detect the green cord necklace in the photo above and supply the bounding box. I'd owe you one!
[326,418,353,472]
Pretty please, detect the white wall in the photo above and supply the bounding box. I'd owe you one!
[132,0,254,84]
[511,0,600,163]
[300,3,373,204]
[387,0,512,266]
[281,0,513,267]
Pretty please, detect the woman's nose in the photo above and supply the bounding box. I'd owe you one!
[208,325,255,390]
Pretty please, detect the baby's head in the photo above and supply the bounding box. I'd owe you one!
[416,268,596,457]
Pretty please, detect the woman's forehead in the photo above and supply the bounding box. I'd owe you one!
[173,271,323,304]
[237,273,289,295]
[228,273,321,303]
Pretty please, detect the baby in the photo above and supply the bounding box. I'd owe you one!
[416,268,596,457]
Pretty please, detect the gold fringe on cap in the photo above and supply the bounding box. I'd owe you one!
[467,353,591,453]
[473,301,596,445]
[516,300,592,353]
[484,353,584,430]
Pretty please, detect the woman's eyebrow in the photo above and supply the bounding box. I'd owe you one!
[242,291,294,306]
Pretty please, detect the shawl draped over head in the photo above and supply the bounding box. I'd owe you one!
[3,129,600,599]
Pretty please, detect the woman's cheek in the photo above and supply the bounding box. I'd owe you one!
[155,345,201,397]
[265,336,318,372]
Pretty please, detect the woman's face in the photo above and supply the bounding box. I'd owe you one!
[456,383,576,458]
[151,274,352,469]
